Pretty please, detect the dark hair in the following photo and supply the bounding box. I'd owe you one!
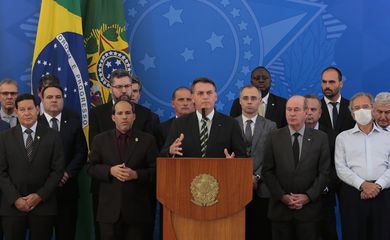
[38,74,60,92]
[15,93,38,109]
[304,94,321,105]
[322,66,343,82]
[111,96,134,114]
[191,77,217,92]
[171,86,192,100]
[131,76,142,91]
[41,85,64,98]
[110,69,132,85]
[250,66,271,79]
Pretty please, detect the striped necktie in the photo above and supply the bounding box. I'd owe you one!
[200,118,209,157]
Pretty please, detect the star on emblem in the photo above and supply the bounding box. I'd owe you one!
[206,32,224,51]
[163,6,183,26]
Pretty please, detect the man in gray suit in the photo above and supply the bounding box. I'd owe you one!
[236,85,276,240]
[262,95,330,240]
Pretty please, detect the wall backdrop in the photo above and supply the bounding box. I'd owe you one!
[1,0,389,121]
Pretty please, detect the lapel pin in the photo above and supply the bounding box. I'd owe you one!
[272,103,275,106]
[135,138,139,142]
[64,120,67,124]
[37,136,40,140]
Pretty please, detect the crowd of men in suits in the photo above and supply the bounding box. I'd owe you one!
[0,65,389,240]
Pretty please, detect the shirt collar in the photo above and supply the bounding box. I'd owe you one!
[43,111,62,124]
[288,125,305,136]
[196,109,215,121]
[0,108,16,118]
[262,92,270,105]
[324,95,341,105]
[351,123,380,134]
[115,129,132,139]
[21,121,38,134]
[242,114,258,124]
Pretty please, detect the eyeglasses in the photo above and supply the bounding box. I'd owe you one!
[111,84,132,90]
[352,104,372,111]
[0,92,18,97]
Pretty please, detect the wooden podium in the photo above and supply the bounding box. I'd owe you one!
[157,158,252,240]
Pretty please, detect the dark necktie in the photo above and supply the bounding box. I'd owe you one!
[118,134,127,162]
[25,128,33,162]
[330,102,338,129]
[245,119,253,150]
[51,118,59,131]
[200,118,209,158]
[292,132,300,167]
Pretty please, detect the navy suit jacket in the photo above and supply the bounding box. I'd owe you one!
[0,120,9,132]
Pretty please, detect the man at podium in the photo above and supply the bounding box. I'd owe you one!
[161,77,246,158]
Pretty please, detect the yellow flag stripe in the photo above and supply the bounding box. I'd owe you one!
[32,0,83,68]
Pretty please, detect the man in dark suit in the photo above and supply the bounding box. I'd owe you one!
[162,77,246,158]
[87,99,158,240]
[89,69,158,239]
[39,85,88,240]
[305,94,338,240]
[230,66,287,128]
[89,70,159,143]
[235,85,276,240]
[319,66,355,142]
[262,95,330,240]
[0,93,64,240]
[156,86,194,149]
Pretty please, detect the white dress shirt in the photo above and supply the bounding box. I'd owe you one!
[196,110,214,136]
[43,112,62,131]
[335,124,390,190]
[324,95,341,127]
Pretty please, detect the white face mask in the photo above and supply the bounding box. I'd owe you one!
[354,109,373,125]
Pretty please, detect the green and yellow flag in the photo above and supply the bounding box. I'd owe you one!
[32,1,93,239]
[81,0,132,106]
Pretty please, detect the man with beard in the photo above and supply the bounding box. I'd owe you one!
[318,66,355,240]
[230,66,287,128]
[319,66,355,133]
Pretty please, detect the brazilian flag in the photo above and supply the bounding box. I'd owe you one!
[81,0,132,107]
[32,0,92,239]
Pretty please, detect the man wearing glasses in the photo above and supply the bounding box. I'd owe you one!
[0,79,18,127]
[335,92,390,240]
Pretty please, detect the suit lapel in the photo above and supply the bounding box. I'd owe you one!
[207,112,223,153]
[123,131,138,166]
[13,125,29,162]
[236,116,244,136]
[298,127,312,168]
[280,127,296,170]
[188,113,202,154]
[30,124,45,162]
[252,116,264,149]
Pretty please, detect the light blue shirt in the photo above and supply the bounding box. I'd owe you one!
[335,124,390,190]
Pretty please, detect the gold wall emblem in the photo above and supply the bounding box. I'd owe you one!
[190,174,219,207]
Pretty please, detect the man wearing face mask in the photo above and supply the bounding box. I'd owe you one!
[335,92,390,240]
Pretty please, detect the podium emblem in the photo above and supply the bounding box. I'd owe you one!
[190,174,219,207]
